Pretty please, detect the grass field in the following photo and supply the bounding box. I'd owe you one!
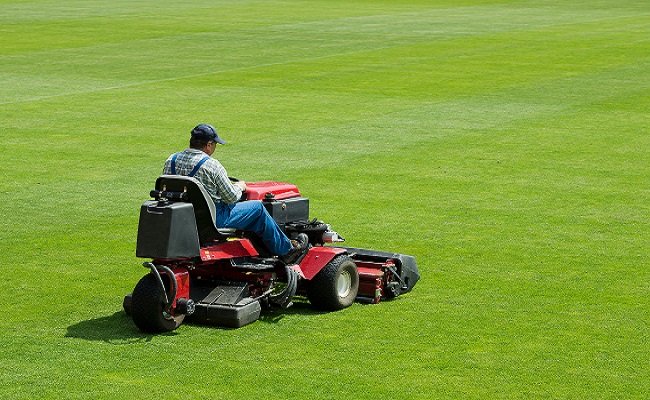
[1,0,649,398]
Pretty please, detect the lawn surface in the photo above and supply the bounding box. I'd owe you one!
[1,0,648,398]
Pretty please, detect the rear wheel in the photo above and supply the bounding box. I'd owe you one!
[131,274,184,333]
[307,255,359,311]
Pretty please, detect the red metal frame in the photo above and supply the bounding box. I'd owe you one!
[156,240,402,314]
[200,239,258,261]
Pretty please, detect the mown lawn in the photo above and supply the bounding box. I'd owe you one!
[1,0,648,398]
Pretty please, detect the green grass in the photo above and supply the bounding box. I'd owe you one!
[1,0,649,398]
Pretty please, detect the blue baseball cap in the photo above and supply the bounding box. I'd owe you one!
[191,124,226,144]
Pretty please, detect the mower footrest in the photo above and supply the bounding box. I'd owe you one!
[188,283,261,328]
[190,300,261,328]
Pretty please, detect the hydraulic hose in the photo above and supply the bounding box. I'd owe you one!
[143,262,178,315]
[269,265,299,308]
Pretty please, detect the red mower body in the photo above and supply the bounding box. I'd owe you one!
[244,181,301,201]
[124,175,419,333]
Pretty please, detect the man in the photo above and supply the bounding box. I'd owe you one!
[163,123,308,264]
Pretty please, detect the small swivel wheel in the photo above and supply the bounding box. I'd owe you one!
[131,274,184,333]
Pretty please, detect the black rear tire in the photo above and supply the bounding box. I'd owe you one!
[307,255,359,311]
[131,274,184,333]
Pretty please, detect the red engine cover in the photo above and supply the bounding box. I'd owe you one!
[245,181,301,201]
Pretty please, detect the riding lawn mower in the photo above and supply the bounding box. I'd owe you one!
[123,175,420,332]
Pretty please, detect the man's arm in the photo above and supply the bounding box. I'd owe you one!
[211,162,243,204]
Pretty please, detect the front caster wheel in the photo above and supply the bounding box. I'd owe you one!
[307,255,359,311]
[131,274,184,333]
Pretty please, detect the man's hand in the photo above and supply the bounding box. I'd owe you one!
[235,181,247,192]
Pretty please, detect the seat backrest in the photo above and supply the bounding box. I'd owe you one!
[155,175,225,245]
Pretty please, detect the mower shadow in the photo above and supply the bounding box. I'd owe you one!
[65,301,351,338]
[257,299,327,324]
[65,311,178,343]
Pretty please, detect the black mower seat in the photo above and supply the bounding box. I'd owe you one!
[155,175,238,245]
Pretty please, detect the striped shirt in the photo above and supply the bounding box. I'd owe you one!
[162,148,242,204]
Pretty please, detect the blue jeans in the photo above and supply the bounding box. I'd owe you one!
[215,200,292,256]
